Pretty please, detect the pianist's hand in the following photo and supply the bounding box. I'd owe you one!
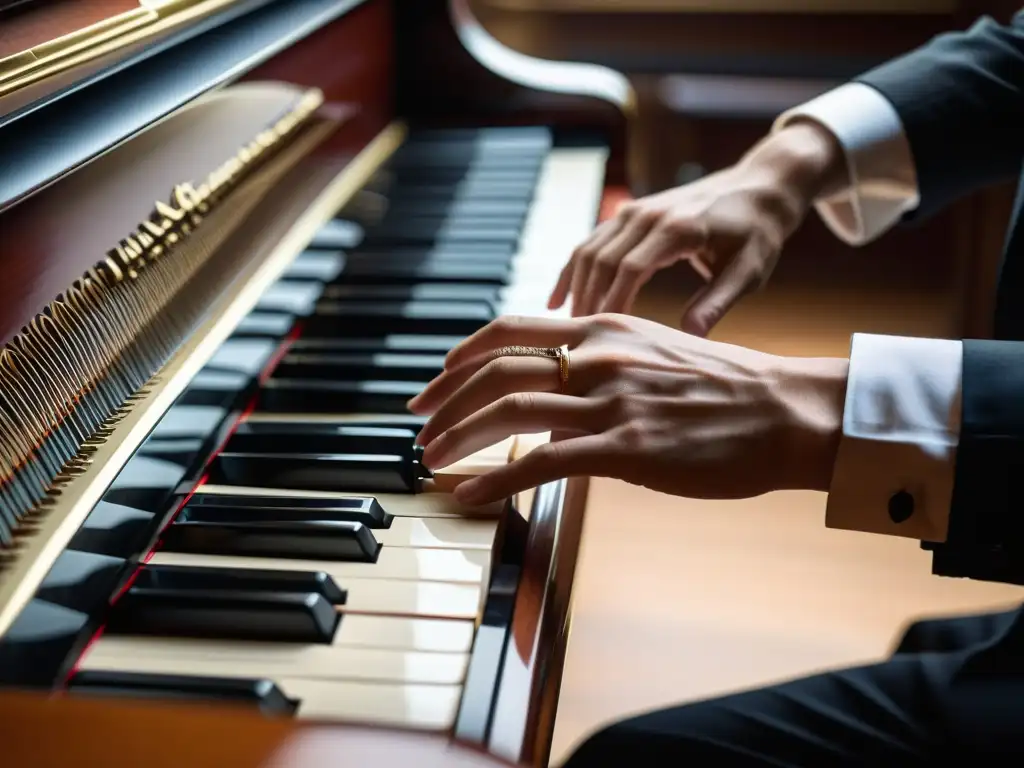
[408,313,848,506]
[548,121,842,334]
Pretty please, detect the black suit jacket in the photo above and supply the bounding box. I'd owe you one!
[852,13,1024,585]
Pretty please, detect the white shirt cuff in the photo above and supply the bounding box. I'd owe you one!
[773,83,920,246]
[826,333,961,543]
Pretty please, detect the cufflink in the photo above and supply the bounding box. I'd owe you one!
[888,490,915,523]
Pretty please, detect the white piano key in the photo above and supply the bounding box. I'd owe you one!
[81,635,469,685]
[280,677,461,730]
[376,517,497,551]
[195,484,505,519]
[337,577,481,619]
[149,546,490,585]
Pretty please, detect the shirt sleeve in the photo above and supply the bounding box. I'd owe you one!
[826,333,962,543]
[773,83,920,246]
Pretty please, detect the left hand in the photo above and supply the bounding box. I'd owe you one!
[408,314,848,506]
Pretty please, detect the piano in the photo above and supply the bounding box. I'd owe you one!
[0,1,631,765]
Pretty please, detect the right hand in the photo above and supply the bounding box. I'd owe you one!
[548,121,842,336]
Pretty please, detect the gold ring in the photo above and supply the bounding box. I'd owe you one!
[491,344,571,393]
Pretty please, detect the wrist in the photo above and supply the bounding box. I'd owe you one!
[740,121,845,235]
[768,355,849,493]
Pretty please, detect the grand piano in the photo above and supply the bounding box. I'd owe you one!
[0,1,632,765]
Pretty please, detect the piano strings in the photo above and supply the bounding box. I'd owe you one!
[0,88,325,549]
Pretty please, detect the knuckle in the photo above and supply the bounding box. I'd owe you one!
[495,314,524,331]
[594,252,620,272]
[574,244,597,264]
[619,257,645,276]
[506,391,537,413]
[660,213,696,237]
[618,422,648,450]
[534,440,566,466]
[591,312,630,331]
[618,201,641,220]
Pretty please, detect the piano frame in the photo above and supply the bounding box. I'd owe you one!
[0,1,625,764]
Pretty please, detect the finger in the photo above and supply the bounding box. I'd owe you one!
[547,258,576,310]
[453,434,616,505]
[549,220,619,309]
[421,392,606,470]
[685,252,714,282]
[598,228,675,314]
[680,244,761,336]
[441,315,588,371]
[414,356,564,444]
[578,219,652,316]
[678,282,711,334]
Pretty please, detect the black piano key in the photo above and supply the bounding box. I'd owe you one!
[0,600,89,686]
[343,246,514,269]
[363,221,524,246]
[211,451,416,495]
[68,671,296,716]
[235,312,296,338]
[381,198,531,219]
[389,167,540,187]
[318,283,500,305]
[384,181,539,203]
[403,125,551,145]
[226,421,418,457]
[390,142,547,166]
[105,588,339,644]
[309,219,364,250]
[273,352,445,383]
[37,550,126,614]
[69,501,156,558]
[257,378,422,414]
[103,455,190,512]
[333,258,511,286]
[134,564,346,605]
[305,301,493,337]
[288,334,462,355]
[151,405,227,441]
[161,512,381,562]
[187,493,392,528]
[179,369,253,408]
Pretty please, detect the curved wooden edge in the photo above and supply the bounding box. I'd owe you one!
[394,0,632,188]
[452,0,634,115]
[0,690,520,768]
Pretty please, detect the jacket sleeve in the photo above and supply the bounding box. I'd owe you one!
[928,339,1024,585]
[855,12,1024,222]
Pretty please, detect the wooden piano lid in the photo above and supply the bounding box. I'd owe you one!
[0,690,516,768]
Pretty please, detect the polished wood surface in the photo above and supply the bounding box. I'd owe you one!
[241,0,394,150]
[0,0,395,348]
[0,0,137,59]
[0,691,515,768]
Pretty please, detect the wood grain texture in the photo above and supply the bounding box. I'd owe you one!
[0,0,138,59]
[0,691,516,768]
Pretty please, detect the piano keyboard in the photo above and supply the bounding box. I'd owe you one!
[0,126,607,732]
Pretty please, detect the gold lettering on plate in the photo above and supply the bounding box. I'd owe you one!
[100,89,324,283]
